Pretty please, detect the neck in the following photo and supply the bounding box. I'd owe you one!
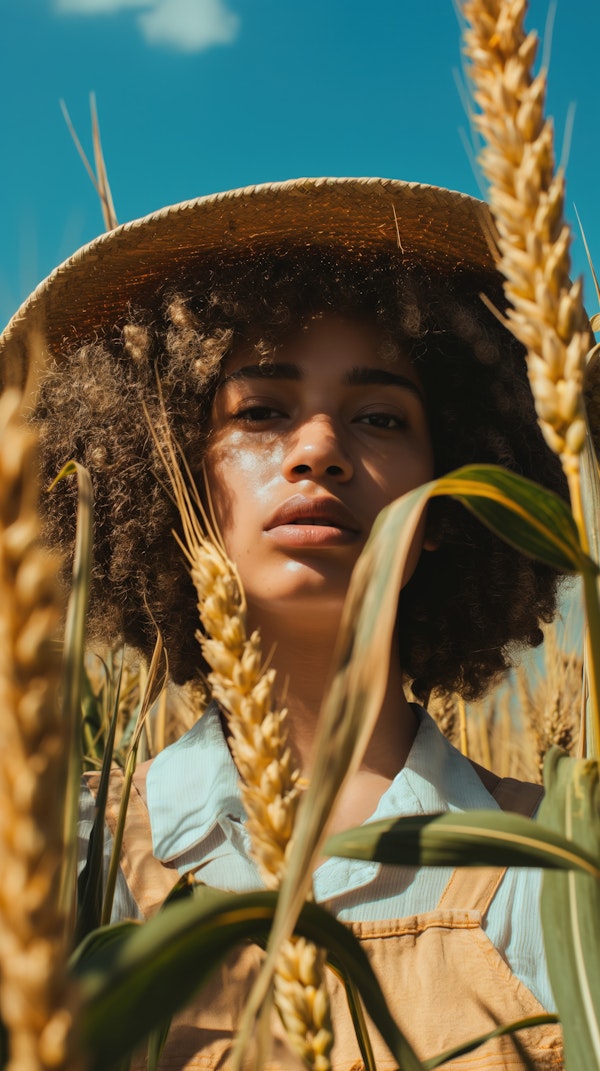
[250,604,417,782]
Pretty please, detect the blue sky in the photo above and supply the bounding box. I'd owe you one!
[0,0,598,331]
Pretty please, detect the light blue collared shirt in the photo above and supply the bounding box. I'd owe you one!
[146,703,554,1010]
[79,703,555,1010]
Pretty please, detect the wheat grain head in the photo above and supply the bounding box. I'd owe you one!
[462,0,591,484]
[0,389,81,1071]
[150,413,333,1070]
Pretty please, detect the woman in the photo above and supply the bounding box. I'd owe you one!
[0,178,568,1068]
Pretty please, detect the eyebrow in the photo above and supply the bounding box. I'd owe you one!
[221,362,425,402]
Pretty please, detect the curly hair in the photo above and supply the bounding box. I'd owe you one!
[31,246,568,700]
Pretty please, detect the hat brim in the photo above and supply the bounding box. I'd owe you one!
[0,176,498,394]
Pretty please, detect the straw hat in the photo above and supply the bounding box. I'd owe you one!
[0,176,498,397]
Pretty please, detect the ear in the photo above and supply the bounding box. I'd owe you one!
[423,535,439,552]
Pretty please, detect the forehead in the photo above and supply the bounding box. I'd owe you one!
[218,313,422,390]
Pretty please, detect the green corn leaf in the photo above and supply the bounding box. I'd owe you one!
[49,460,94,926]
[70,919,139,971]
[241,477,435,1037]
[75,662,123,946]
[80,664,106,769]
[234,462,594,1067]
[539,749,600,1070]
[72,888,424,1071]
[49,460,94,720]
[324,810,600,878]
[429,465,594,576]
[328,963,377,1071]
[146,1020,171,1071]
[144,875,198,1069]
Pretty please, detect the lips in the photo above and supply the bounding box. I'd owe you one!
[264,495,361,548]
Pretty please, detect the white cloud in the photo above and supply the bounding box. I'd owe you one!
[139,0,239,52]
[54,0,241,52]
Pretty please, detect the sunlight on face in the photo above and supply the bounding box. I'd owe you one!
[204,315,434,623]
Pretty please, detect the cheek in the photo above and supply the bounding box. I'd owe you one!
[203,435,284,542]
[370,446,434,504]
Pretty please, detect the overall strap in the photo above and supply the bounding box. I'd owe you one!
[84,766,180,918]
[436,766,544,915]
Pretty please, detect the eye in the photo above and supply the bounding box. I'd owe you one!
[234,404,287,423]
[355,411,408,430]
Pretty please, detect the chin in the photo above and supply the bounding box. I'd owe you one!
[249,576,349,617]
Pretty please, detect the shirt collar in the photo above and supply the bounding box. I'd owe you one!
[146,701,498,873]
[380,704,501,817]
[147,702,245,862]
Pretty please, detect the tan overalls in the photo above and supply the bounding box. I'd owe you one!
[84,766,564,1071]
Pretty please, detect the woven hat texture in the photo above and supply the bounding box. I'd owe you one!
[0,176,497,393]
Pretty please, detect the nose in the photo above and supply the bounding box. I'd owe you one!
[282,416,353,482]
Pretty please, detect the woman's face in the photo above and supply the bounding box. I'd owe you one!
[204,314,434,621]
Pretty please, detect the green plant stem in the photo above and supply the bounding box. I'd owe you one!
[55,461,93,940]
[101,742,138,926]
[567,463,600,758]
[582,572,600,759]
[327,963,377,1071]
[101,638,165,924]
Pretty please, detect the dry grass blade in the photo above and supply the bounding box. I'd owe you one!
[518,623,581,778]
[101,631,167,925]
[451,616,582,781]
[90,93,118,232]
[425,692,460,748]
[60,94,118,232]
[147,408,333,1070]
[574,205,600,310]
[0,389,81,1071]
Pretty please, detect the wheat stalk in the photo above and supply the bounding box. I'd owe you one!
[461,0,600,748]
[460,625,581,782]
[427,691,460,747]
[520,625,581,779]
[462,0,590,481]
[0,390,80,1071]
[186,535,302,886]
[150,416,333,1070]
